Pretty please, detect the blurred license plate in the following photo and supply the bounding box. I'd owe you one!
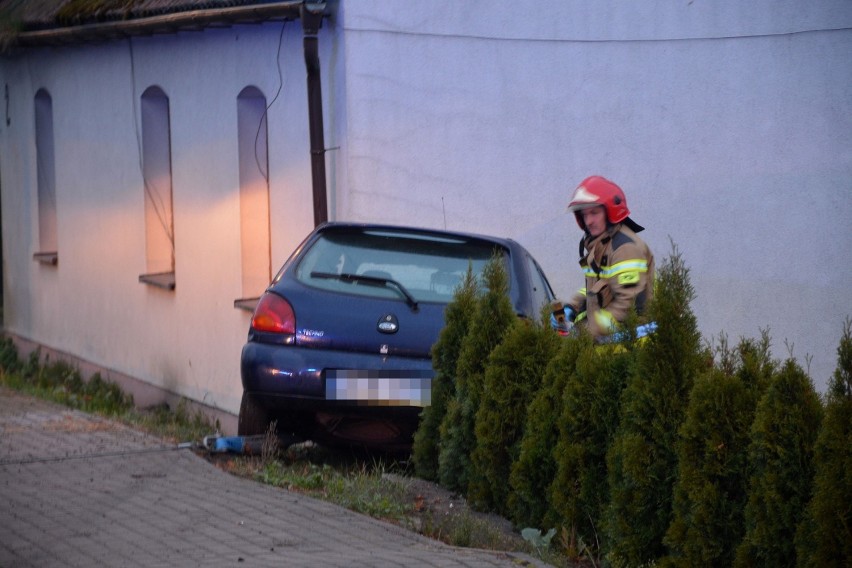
[325,370,432,406]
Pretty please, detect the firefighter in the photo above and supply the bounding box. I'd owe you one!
[552,175,655,339]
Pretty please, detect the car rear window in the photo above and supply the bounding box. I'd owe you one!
[295,228,507,303]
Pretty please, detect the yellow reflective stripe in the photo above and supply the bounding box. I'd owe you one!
[577,287,587,296]
[583,259,648,279]
[594,309,618,333]
[604,259,648,277]
[618,271,640,285]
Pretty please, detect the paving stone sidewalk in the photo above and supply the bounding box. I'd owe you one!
[0,387,548,567]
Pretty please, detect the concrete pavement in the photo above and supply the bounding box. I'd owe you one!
[0,387,548,567]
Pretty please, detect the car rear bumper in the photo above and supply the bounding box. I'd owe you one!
[240,341,435,408]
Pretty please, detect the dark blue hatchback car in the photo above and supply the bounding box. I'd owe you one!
[240,222,556,451]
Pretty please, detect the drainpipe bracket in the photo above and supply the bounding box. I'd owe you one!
[301,1,327,35]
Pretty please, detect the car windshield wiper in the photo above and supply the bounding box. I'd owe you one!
[310,271,420,312]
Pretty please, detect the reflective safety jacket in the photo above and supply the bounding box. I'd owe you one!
[566,223,655,338]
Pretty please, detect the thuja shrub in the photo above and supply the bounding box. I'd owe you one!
[662,334,775,567]
[734,358,823,568]
[438,254,515,493]
[795,319,851,568]
[719,330,776,396]
[509,333,590,530]
[413,266,479,481]
[468,316,560,515]
[550,340,636,559]
[605,244,707,567]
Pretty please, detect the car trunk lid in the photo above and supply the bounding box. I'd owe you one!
[284,284,445,359]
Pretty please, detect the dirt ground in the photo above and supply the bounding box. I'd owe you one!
[383,472,533,552]
[204,443,537,556]
[201,434,576,565]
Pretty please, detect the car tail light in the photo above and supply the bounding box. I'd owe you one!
[251,292,296,334]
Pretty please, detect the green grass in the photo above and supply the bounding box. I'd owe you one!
[257,459,412,521]
[0,337,215,443]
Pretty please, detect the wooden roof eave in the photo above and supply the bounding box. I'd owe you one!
[10,1,307,49]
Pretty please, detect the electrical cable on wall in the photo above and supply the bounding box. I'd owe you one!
[254,21,288,182]
[343,24,852,44]
[128,37,175,257]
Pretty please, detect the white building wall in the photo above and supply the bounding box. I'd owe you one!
[331,0,852,391]
[0,22,317,416]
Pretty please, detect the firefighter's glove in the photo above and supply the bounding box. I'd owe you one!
[550,309,573,335]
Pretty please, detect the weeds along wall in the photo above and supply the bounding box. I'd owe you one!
[414,248,851,567]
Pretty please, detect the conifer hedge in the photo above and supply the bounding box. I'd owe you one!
[413,267,479,481]
[664,367,752,566]
[605,246,707,566]
[551,340,635,558]
[418,243,846,567]
[468,317,560,514]
[508,334,590,530]
[437,254,515,493]
[795,319,851,568]
[663,336,774,567]
[734,358,823,567]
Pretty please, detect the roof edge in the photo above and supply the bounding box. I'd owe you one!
[2,1,322,50]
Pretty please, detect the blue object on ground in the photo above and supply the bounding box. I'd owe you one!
[213,437,245,453]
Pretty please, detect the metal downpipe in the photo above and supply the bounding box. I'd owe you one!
[301,2,328,227]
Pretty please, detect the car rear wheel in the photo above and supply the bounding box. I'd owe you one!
[238,391,309,444]
[238,391,274,436]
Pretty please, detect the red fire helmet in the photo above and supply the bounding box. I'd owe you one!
[567,175,637,231]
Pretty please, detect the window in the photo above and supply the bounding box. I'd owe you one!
[138,86,175,290]
[526,254,555,314]
[295,228,502,304]
[234,87,271,311]
[34,89,57,265]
